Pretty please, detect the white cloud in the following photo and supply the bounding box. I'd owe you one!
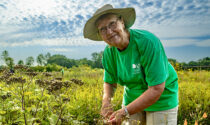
[137,23,210,39]
[161,39,210,47]
[47,48,74,52]
[0,37,105,47]
[0,25,23,35]
[195,40,210,47]
[161,39,197,47]
[0,0,209,48]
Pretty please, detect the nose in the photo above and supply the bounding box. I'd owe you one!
[106,27,113,35]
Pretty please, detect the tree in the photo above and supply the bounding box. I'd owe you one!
[188,61,197,66]
[37,54,45,66]
[91,51,103,68]
[198,57,210,66]
[47,54,76,68]
[78,58,93,66]
[168,58,177,66]
[1,50,9,65]
[18,60,24,65]
[1,50,9,60]
[26,56,34,66]
[45,52,51,64]
[5,57,14,68]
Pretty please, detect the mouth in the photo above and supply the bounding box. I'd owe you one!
[108,34,117,40]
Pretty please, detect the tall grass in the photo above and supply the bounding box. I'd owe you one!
[0,66,209,124]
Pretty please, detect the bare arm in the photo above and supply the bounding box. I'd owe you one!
[108,82,165,124]
[103,82,117,102]
[101,82,117,118]
[126,82,165,115]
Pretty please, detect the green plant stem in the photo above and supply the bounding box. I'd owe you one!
[32,87,45,125]
[21,82,27,125]
[55,105,64,125]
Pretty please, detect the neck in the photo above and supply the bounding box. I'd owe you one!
[118,30,130,51]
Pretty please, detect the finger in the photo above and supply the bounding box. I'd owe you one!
[109,118,118,125]
[105,110,113,118]
[109,112,117,121]
[101,110,111,117]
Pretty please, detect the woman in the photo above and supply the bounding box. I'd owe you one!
[83,4,179,125]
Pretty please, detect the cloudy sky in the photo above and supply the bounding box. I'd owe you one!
[0,0,210,65]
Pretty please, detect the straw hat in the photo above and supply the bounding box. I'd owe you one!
[83,4,136,41]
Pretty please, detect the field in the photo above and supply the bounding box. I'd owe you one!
[0,65,209,125]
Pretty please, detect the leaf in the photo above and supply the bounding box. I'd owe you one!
[35,89,41,92]
[26,107,32,112]
[48,114,59,125]
[30,95,38,100]
[24,92,32,96]
[0,110,6,115]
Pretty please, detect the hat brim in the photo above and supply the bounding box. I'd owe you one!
[83,8,136,41]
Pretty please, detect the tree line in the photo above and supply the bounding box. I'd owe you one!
[168,57,210,70]
[0,50,103,70]
[1,50,209,71]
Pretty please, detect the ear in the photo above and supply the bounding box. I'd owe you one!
[119,16,125,28]
[119,16,124,24]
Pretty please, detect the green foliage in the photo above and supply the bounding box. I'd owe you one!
[91,51,103,68]
[177,70,210,124]
[45,64,63,72]
[31,65,45,72]
[36,54,45,66]
[78,58,93,67]
[47,52,104,69]
[26,56,34,66]
[168,58,177,66]
[47,55,77,68]
[5,57,14,68]
[36,53,51,66]
[0,65,209,124]
[18,60,24,65]
[1,50,209,71]
[1,50,15,68]
[169,57,210,71]
[1,50,9,61]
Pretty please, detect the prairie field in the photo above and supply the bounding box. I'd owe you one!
[0,66,209,125]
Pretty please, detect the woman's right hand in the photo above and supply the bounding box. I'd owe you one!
[101,83,117,122]
[101,102,114,119]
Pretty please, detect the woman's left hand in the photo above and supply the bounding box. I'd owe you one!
[108,109,125,125]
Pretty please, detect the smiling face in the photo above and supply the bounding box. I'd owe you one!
[96,14,129,49]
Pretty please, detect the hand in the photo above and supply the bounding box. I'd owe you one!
[108,109,126,125]
[101,102,114,120]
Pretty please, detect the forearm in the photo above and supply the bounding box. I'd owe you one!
[102,82,117,105]
[126,82,165,115]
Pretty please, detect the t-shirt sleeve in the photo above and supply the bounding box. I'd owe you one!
[138,35,169,86]
[102,47,118,84]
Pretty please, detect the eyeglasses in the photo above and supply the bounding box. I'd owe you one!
[98,19,119,35]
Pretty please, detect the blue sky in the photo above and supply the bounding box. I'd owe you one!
[0,0,210,65]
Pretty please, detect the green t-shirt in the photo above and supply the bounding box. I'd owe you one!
[102,29,179,111]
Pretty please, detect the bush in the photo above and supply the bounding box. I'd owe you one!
[31,66,45,72]
[45,64,63,72]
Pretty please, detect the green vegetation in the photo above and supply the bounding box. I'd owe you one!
[0,65,209,124]
[1,50,209,71]
[0,50,209,124]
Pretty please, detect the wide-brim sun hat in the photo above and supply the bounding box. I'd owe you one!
[83,4,136,41]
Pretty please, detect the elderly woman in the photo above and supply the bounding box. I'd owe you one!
[83,4,178,125]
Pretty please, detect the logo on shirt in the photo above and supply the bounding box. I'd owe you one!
[132,64,141,69]
[132,64,141,74]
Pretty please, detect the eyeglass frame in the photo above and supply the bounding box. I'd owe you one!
[97,16,122,35]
